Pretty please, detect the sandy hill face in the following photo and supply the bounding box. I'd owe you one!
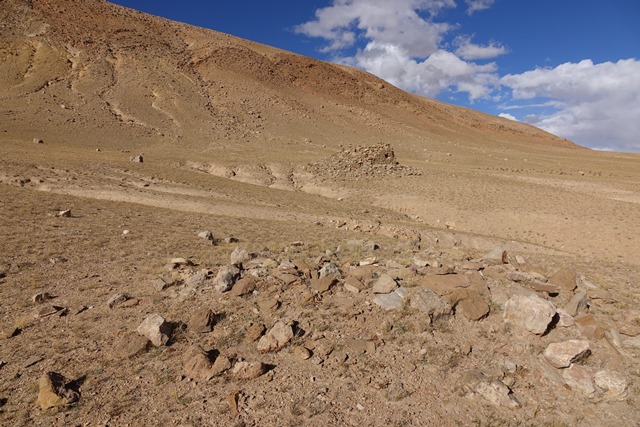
[1,0,577,157]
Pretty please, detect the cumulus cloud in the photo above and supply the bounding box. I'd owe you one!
[498,113,518,121]
[465,0,495,15]
[454,36,507,60]
[295,0,500,99]
[501,59,640,151]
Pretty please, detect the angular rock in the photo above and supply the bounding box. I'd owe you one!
[230,276,256,297]
[130,155,143,163]
[372,274,397,294]
[183,346,230,381]
[56,209,71,218]
[459,370,519,408]
[107,293,130,309]
[409,288,452,324]
[232,361,267,380]
[137,314,172,346]
[214,265,240,292]
[310,276,337,293]
[483,248,508,265]
[111,334,150,359]
[564,291,589,317]
[456,296,490,321]
[372,288,408,311]
[594,370,628,399]
[503,294,556,334]
[574,314,605,340]
[170,258,195,266]
[36,372,79,410]
[548,266,577,293]
[293,346,312,360]
[318,263,340,279]
[230,247,251,265]
[246,323,266,341]
[257,321,294,352]
[189,308,216,333]
[198,230,214,241]
[153,277,176,291]
[543,340,590,368]
[185,271,209,288]
[32,292,53,304]
[563,365,595,395]
[555,308,575,327]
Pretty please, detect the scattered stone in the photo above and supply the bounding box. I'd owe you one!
[409,288,452,324]
[459,370,519,407]
[503,294,556,334]
[564,291,589,317]
[318,263,340,279]
[185,270,209,288]
[189,308,216,333]
[215,265,241,292]
[257,321,294,352]
[225,237,239,244]
[36,372,79,410]
[310,276,337,293]
[198,230,214,242]
[33,138,44,144]
[32,292,53,304]
[56,209,71,218]
[345,339,376,355]
[563,365,595,395]
[373,288,408,311]
[359,257,378,266]
[246,323,266,341]
[483,248,508,265]
[594,370,628,399]
[230,247,251,265]
[515,255,526,265]
[343,280,360,294]
[230,276,256,297]
[543,340,590,368]
[107,293,130,309]
[373,274,397,294]
[23,356,44,368]
[111,334,150,359]
[257,297,280,314]
[363,240,379,251]
[294,346,312,360]
[456,296,490,321]
[555,308,575,327]
[1,326,20,339]
[137,314,172,346]
[227,391,240,418]
[574,314,605,340]
[548,267,577,293]
[49,256,67,264]
[170,258,195,266]
[232,361,267,380]
[36,305,66,318]
[130,155,143,163]
[183,346,230,381]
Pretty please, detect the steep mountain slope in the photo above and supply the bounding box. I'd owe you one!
[1,0,578,159]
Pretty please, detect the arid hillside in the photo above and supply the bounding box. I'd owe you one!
[1,1,640,426]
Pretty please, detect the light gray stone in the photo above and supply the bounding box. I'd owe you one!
[409,288,452,324]
[594,370,627,399]
[563,365,595,395]
[215,265,240,292]
[564,291,589,317]
[373,274,397,294]
[543,340,590,368]
[373,288,408,311]
[503,294,556,334]
[318,263,340,279]
[230,247,251,265]
[137,314,172,346]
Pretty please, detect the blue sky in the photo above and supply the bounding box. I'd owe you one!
[110,1,640,152]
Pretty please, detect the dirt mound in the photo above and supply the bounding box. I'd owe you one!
[305,144,421,180]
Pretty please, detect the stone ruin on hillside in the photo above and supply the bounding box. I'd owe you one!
[305,143,421,179]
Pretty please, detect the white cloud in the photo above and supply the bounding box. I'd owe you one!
[454,36,507,60]
[501,59,640,151]
[295,0,500,99]
[498,113,518,121]
[465,0,495,15]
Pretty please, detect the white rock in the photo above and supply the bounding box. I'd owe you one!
[594,370,628,398]
[137,314,172,346]
[503,294,556,334]
[543,340,590,368]
[372,274,397,294]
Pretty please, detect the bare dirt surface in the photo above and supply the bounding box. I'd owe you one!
[1,1,640,426]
